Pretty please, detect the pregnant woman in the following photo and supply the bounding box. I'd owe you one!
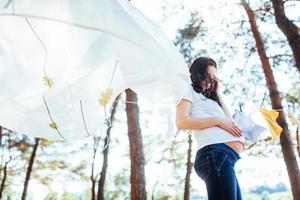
[176,57,245,200]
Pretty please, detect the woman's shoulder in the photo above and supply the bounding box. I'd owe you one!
[187,84,208,101]
[176,83,194,104]
[186,83,199,97]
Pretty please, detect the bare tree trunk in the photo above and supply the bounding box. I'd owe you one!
[125,89,146,200]
[241,1,300,198]
[0,157,11,199]
[97,95,120,200]
[0,131,10,196]
[271,0,300,72]
[91,137,98,200]
[183,134,192,200]
[21,138,39,200]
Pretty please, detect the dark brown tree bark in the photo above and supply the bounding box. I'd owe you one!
[241,1,300,199]
[0,131,10,198]
[125,89,146,200]
[21,138,40,200]
[183,134,192,200]
[97,95,120,200]
[0,157,11,199]
[271,0,300,72]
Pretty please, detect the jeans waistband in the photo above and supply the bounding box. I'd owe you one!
[197,143,241,163]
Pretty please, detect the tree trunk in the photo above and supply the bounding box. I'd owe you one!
[21,138,39,200]
[0,157,11,199]
[183,134,192,200]
[271,0,300,72]
[241,1,300,199]
[91,137,98,200]
[97,95,120,200]
[0,131,9,198]
[125,89,146,200]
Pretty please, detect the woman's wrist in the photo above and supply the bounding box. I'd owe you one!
[215,118,222,127]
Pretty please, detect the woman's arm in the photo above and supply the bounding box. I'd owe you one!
[217,93,234,121]
[214,76,234,121]
[176,99,242,136]
[176,99,220,130]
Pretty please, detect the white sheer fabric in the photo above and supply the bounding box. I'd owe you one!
[0,0,189,140]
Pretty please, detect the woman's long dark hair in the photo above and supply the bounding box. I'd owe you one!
[189,57,221,107]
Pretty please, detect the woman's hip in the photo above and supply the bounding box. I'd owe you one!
[193,143,241,181]
[197,143,241,163]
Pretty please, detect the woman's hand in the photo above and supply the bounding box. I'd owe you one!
[211,75,221,95]
[216,119,243,137]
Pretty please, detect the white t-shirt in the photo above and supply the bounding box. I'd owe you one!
[178,83,245,151]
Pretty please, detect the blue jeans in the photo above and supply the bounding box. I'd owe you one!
[193,143,243,200]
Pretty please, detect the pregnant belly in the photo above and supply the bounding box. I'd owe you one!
[224,141,244,155]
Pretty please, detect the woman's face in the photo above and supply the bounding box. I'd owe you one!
[201,65,217,91]
[207,65,217,78]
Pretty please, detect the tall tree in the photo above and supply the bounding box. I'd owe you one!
[271,0,300,72]
[241,0,300,198]
[125,88,146,200]
[21,138,40,200]
[0,131,11,199]
[183,134,192,200]
[97,95,121,200]
[91,136,99,200]
[0,159,10,199]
